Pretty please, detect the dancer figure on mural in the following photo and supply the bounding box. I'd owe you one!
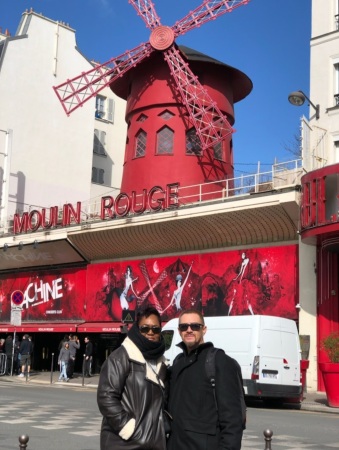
[96,268,121,319]
[233,252,250,283]
[162,262,193,313]
[120,266,139,310]
[228,282,255,316]
[227,288,238,316]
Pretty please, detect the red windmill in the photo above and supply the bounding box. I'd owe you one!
[54,1,252,199]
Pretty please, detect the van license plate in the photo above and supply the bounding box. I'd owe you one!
[263,373,277,379]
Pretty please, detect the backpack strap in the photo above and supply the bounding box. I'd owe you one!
[205,347,220,412]
[205,347,247,429]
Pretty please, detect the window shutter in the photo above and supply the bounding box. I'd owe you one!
[99,169,105,184]
[93,129,100,154]
[107,98,114,122]
[91,167,97,183]
[93,129,106,155]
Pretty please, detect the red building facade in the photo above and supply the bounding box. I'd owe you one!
[300,163,339,390]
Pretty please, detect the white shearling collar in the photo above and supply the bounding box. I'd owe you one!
[122,337,167,386]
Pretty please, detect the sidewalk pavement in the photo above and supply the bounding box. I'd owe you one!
[1,371,339,415]
[0,370,100,389]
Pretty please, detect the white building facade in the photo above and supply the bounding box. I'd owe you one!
[0,10,126,231]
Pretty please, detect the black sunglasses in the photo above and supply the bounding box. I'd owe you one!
[178,323,204,332]
[139,325,162,334]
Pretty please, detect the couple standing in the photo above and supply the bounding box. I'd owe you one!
[97,306,245,450]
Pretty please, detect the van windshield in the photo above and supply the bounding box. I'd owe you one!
[162,330,174,351]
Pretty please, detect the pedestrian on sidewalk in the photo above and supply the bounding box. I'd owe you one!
[5,335,13,375]
[67,335,80,378]
[58,341,70,382]
[18,334,33,378]
[84,336,93,377]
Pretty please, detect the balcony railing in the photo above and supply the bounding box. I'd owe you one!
[0,159,302,236]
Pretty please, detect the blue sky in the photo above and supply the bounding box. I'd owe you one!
[2,0,311,176]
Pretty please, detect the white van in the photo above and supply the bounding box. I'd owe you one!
[162,315,302,402]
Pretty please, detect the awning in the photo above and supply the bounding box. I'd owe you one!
[77,322,122,333]
[14,323,80,333]
[0,323,16,333]
[0,239,87,272]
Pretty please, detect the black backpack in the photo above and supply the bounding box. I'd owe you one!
[173,347,247,429]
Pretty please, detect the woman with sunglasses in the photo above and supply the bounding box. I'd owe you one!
[97,306,168,450]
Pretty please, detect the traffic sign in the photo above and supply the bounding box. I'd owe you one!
[122,310,135,323]
[11,308,22,326]
[11,290,24,306]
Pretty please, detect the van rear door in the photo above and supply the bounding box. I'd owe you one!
[259,328,283,385]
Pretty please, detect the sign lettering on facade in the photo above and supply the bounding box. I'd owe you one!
[12,182,180,235]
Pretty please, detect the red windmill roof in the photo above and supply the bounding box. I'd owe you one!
[110,45,252,104]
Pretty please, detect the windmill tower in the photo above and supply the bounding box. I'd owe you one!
[54,1,252,198]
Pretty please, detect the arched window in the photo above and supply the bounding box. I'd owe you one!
[135,130,147,158]
[157,126,174,155]
[186,128,202,155]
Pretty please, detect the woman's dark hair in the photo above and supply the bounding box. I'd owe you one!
[136,306,161,326]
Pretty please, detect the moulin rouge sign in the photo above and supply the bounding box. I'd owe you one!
[13,183,180,235]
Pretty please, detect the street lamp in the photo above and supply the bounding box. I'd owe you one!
[288,90,320,120]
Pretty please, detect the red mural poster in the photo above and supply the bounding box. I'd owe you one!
[0,268,86,322]
[86,245,298,321]
[0,245,298,324]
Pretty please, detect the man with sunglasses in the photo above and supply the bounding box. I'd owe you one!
[97,306,168,450]
[167,309,244,450]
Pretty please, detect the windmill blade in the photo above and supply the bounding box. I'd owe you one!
[163,45,233,150]
[53,42,152,115]
[128,0,161,29]
[172,0,250,38]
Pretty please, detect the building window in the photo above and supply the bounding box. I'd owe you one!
[95,95,114,122]
[157,126,174,155]
[135,130,147,158]
[159,110,174,120]
[92,167,104,184]
[186,128,202,155]
[93,129,106,155]
[137,114,148,122]
[335,140,339,162]
[334,63,339,106]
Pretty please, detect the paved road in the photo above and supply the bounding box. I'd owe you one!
[0,382,101,450]
[1,380,339,450]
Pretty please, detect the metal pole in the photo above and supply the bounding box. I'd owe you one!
[10,329,16,376]
[18,434,29,449]
[50,353,54,384]
[25,357,29,382]
[263,429,273,450]
[82,353,86,387]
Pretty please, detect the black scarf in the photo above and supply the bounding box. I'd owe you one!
[128,323,165,361]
